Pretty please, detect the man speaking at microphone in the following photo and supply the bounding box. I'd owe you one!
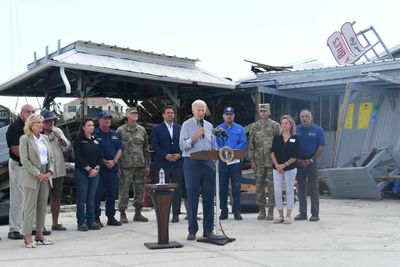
[215,107,247,220]
[179,99,216,241]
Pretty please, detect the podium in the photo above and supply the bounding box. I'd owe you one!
[190,147,244,245]
[144,183,183,249]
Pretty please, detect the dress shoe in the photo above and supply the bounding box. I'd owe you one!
[32,227,51,236]
[88,223,101,230]
[234,213,243,220]
[51,224,67,231]
[107,217,122,226]
[171,216,179,223]
[187,233,196,240]
[309,215,320,222]
[219,213,228,220]
[43,227,52,235]
[294,213,308,221]
[8,231,24,240]
[77,223,89,231]
[203,232,217,238]
[95,218,104,228]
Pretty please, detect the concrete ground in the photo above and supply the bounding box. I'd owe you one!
[0,198,399,267]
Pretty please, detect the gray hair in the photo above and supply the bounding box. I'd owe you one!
[191,99,207,110]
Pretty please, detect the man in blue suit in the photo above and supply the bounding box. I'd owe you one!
[151,106,183,223]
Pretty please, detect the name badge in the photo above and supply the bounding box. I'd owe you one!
[289,138,296,143]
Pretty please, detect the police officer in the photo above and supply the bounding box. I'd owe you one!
[248,103,280,220]
[117,107,150,223]
[216,107,247,220]
[94,111,122,227]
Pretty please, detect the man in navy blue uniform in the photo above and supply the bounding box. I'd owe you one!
[215,107,247,220]
[295,109,325,222]
[151,105,183,223]
[94,111,123,227]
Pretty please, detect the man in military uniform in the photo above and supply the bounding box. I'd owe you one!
[248,103,281,220]
[116,107,151,223]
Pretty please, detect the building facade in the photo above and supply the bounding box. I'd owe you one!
[63,97,125,121]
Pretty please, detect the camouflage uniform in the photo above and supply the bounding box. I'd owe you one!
[116,123,150,210]
[248,119,280,208]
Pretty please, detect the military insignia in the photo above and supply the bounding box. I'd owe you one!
[219,146,234,163]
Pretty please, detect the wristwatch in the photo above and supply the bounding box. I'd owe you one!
[310,159,314,164]
[284,162,289,167]
[114,159,118,164]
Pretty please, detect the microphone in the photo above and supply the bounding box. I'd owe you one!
[212,128,228,138]
[199,119,204,139]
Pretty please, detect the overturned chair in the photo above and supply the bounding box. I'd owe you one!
[319,145,400,199]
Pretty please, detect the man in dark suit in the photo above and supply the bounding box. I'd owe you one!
[151,105,183,223]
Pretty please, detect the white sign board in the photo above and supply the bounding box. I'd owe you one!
[341,22,367,56]
[327,31,358,65]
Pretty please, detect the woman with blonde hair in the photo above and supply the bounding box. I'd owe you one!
[270,115,299,224]
[19,113,55,247]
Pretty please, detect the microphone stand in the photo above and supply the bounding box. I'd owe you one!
[197,132,235,246]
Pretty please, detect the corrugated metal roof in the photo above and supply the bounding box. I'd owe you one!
[51,50,235,88]
[0,40,236,94]
[240,58,400,94]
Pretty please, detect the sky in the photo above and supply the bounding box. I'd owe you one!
[0,0,399,113]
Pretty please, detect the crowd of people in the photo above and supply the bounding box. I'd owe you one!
[3,99,325,246]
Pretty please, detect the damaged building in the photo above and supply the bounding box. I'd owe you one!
[0,40,400,202]
[240,55,400,199]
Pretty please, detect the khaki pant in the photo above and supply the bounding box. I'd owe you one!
[21,165,50,235]
[8,159,24,232]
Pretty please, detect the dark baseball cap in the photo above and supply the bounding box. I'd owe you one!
[223,107,235,115]
[98,111,112,119]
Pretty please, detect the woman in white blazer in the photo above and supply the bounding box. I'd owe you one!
[19,114,55,248]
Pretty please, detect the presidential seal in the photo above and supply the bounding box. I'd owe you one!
[219,146,234,163]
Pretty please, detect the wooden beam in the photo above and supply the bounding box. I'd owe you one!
[162,86,180,107]
[332,83,352,168]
